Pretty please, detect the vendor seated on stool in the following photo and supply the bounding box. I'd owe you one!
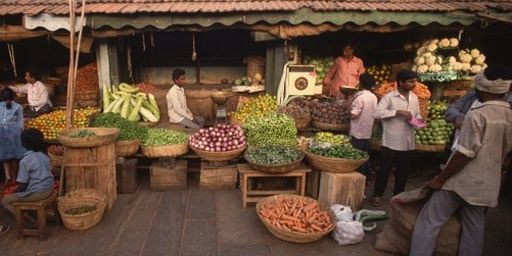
[166,68,205,129]
[1,128,54,225]
[9,70,52,118]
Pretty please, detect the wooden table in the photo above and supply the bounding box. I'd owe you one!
[237,164,310,208]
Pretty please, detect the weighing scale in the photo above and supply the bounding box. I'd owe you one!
[211,90,233,124]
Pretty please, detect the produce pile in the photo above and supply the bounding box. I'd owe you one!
[65,205,97,215]
[142,128,188,147]
[245,146,303,166]
[136,82,157,94]
[278,105,310,121]
[230,94,278,124]
[366,65,391,86]
[48,145,64,156]
[259,197,333,234]
[91,112,147,141]
[25,107,98,140]
[416,101,453,145]
[76,62,99,92]
[303,56,334,84]
[102,83,160,123]
[189,124,246,152]
[314,132,351,147]
[233,74,263,86]
[374,81,431,119]
[310,100,350,124]
[309,145,368,160]
[245,113,297,147]
[69,129,96,138]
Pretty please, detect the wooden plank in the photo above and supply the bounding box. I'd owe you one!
[246,190,297,196]
[150,160,187,191]
[116,158,138,194]
[318,171,366,211]
[306,168,321,199]
[199,161,238,190]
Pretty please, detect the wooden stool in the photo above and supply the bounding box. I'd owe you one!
[318,171,366,211]
[13,191,60,240]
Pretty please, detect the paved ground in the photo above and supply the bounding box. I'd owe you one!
[1,165,510,256]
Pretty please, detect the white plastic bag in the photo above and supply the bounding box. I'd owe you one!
[332,221,365,245]
[330,204,353,222]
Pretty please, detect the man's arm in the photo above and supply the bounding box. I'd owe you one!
[323,59,338,86]
[373,95,396,119]
[444,91,477,126]
[350,95,363,119]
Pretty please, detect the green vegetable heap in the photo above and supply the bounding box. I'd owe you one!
[315,132,350,146]
[91,112,147,141]
[244,113,297,147]
[143,128,188,147]
[309,146,368,160]
[69,129,96,138]
[416,101,454,145]
[246,146,303,166]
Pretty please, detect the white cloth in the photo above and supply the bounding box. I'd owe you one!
[474,70,511,94]
[10,81,49,111]
[350,90,378,139]
[166,85,193,123]
[332,221,365,245]
[374,90,422,151]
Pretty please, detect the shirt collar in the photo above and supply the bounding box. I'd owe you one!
[392,89,411,101]
[172,84,184,91]
[473,100,511,110]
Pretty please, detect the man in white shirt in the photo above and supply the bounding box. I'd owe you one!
[166,69,205,129]
[349,73,378,177]
[372,70,422,206]
[9,70,51,118]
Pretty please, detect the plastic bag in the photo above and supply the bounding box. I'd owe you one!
[330,204,353,222]
[332,221,365,245]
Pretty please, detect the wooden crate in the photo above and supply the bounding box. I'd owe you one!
[116,157,138,194]
[150,160,187,191]
[318,171,366,211]
[306,168,321,199]
[63,142,117,210]
[199,160,238,190]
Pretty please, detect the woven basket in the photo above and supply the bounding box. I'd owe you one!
[312,121,349,132]
[256,195,335,243]
[304,151,368,173]
[115,140,141,157]
[141,142,189,158]
[245,152,304,174]
[294,116,311,130]
[58,189,107,231]
[190,146,246,161]
[75,90,99,102]
[415,143,446,153]
[49,153,64,168]
[139,121,159,127]
[58,128,119,148]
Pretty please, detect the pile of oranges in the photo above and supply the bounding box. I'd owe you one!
[230,94,278,124]
[25,107,98,140]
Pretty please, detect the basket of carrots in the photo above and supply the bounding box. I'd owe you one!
[256,195,335,243]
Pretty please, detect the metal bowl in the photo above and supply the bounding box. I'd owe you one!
[211,90,233,105]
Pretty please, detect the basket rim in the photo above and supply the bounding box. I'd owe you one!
[58,127,120,148]
[304,150,369,164]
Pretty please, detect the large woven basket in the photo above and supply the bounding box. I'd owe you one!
[115,140,141,157]
[49,153,64,169]
[312,121,349,132]
[58,189,107,231]
[244,150,304,174]
[304,151,368,173]
[75,90,99,102]
[256,195,335,243]
[58,128,119,148]
[141,142,189,158]
[415,143,446,153]
[190,146,246,161]
[294,116,311,130]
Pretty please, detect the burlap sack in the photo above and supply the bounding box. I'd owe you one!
[374,186,461,256]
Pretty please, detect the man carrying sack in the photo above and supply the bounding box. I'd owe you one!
[410,65,512,256]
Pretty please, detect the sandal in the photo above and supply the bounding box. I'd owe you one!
[371,196,384,207]
[0,224,11,236]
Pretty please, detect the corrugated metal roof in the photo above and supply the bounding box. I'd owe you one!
[1,1,511,16]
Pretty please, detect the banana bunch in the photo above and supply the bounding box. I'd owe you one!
[102,83,160,122]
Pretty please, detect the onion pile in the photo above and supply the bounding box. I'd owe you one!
[189,124,246,152]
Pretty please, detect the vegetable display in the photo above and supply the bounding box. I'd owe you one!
[244,113,297,147]
[230,94,278,123]
[278,105,310,120]
[102,83,160,123]
[143,128,188,147]
[416,101,453,145]
[366,65,391,86]
[189,124,246,152]
[308,146,368,160]
[91,112,147,141]
[65,205,97,215]
[310,100,350,124]
[69,129,96,138]
[302,56,334,84]
[245,146,302,166]
[75,62,99,92]
[48,145,64,156]
[25,107,98,140]
[259,197,333,234]
[136,82,157,94]
[314,132,350,147]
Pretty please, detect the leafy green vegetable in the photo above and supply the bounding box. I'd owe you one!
[246,146,303,166]
[69,129,96,138]
[308,146,368,160]
[91,112,147,141]
[244,113,297,147]
[143,128,188,146]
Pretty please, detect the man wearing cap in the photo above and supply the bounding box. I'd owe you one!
[410,65,512,256]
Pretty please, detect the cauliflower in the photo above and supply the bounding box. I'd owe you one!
[416,46,426,55]
[439,38,451,48]
[451,62,463,71]
[412,66,417,72]
[458,50,467,56]
[415,56,425,66]
[431,39,440,45]
[427,43,438,52]
[448,56,457,64]
[436,56,443,65]
[417,65,429,73]
[425,55,437,66]
[470,65,483,74]
[482,63,488,69]
[461,63,471,71]
[460,53,473,63]
[428,64,443,73]
[449,38,459,48]
[475,54,486,65]
[470,49,480,58]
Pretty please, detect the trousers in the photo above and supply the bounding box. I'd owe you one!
[373,147,412,196]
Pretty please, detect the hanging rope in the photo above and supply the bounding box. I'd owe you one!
[142,33,146,52]
[150,33,155,48]
[191,33,197,61]
[127,44,133,82]
[7,43,17,78]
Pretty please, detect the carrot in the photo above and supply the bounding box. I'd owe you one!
[311,224,323,232]
[282,215,300,222]
[291,226,308,233]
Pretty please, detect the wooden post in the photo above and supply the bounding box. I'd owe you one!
[65,0,76,130]
[318,171,366,211]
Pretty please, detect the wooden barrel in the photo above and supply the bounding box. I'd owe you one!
[184,89,216,125]
[62,141,117,210]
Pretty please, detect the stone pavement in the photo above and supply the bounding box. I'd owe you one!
[0,171,510,256]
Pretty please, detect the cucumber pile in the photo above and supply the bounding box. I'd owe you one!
[102,83,161,123]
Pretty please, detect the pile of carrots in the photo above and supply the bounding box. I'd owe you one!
[259,198,333,234]
[75,62,99,92]
[374,81,431,119]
